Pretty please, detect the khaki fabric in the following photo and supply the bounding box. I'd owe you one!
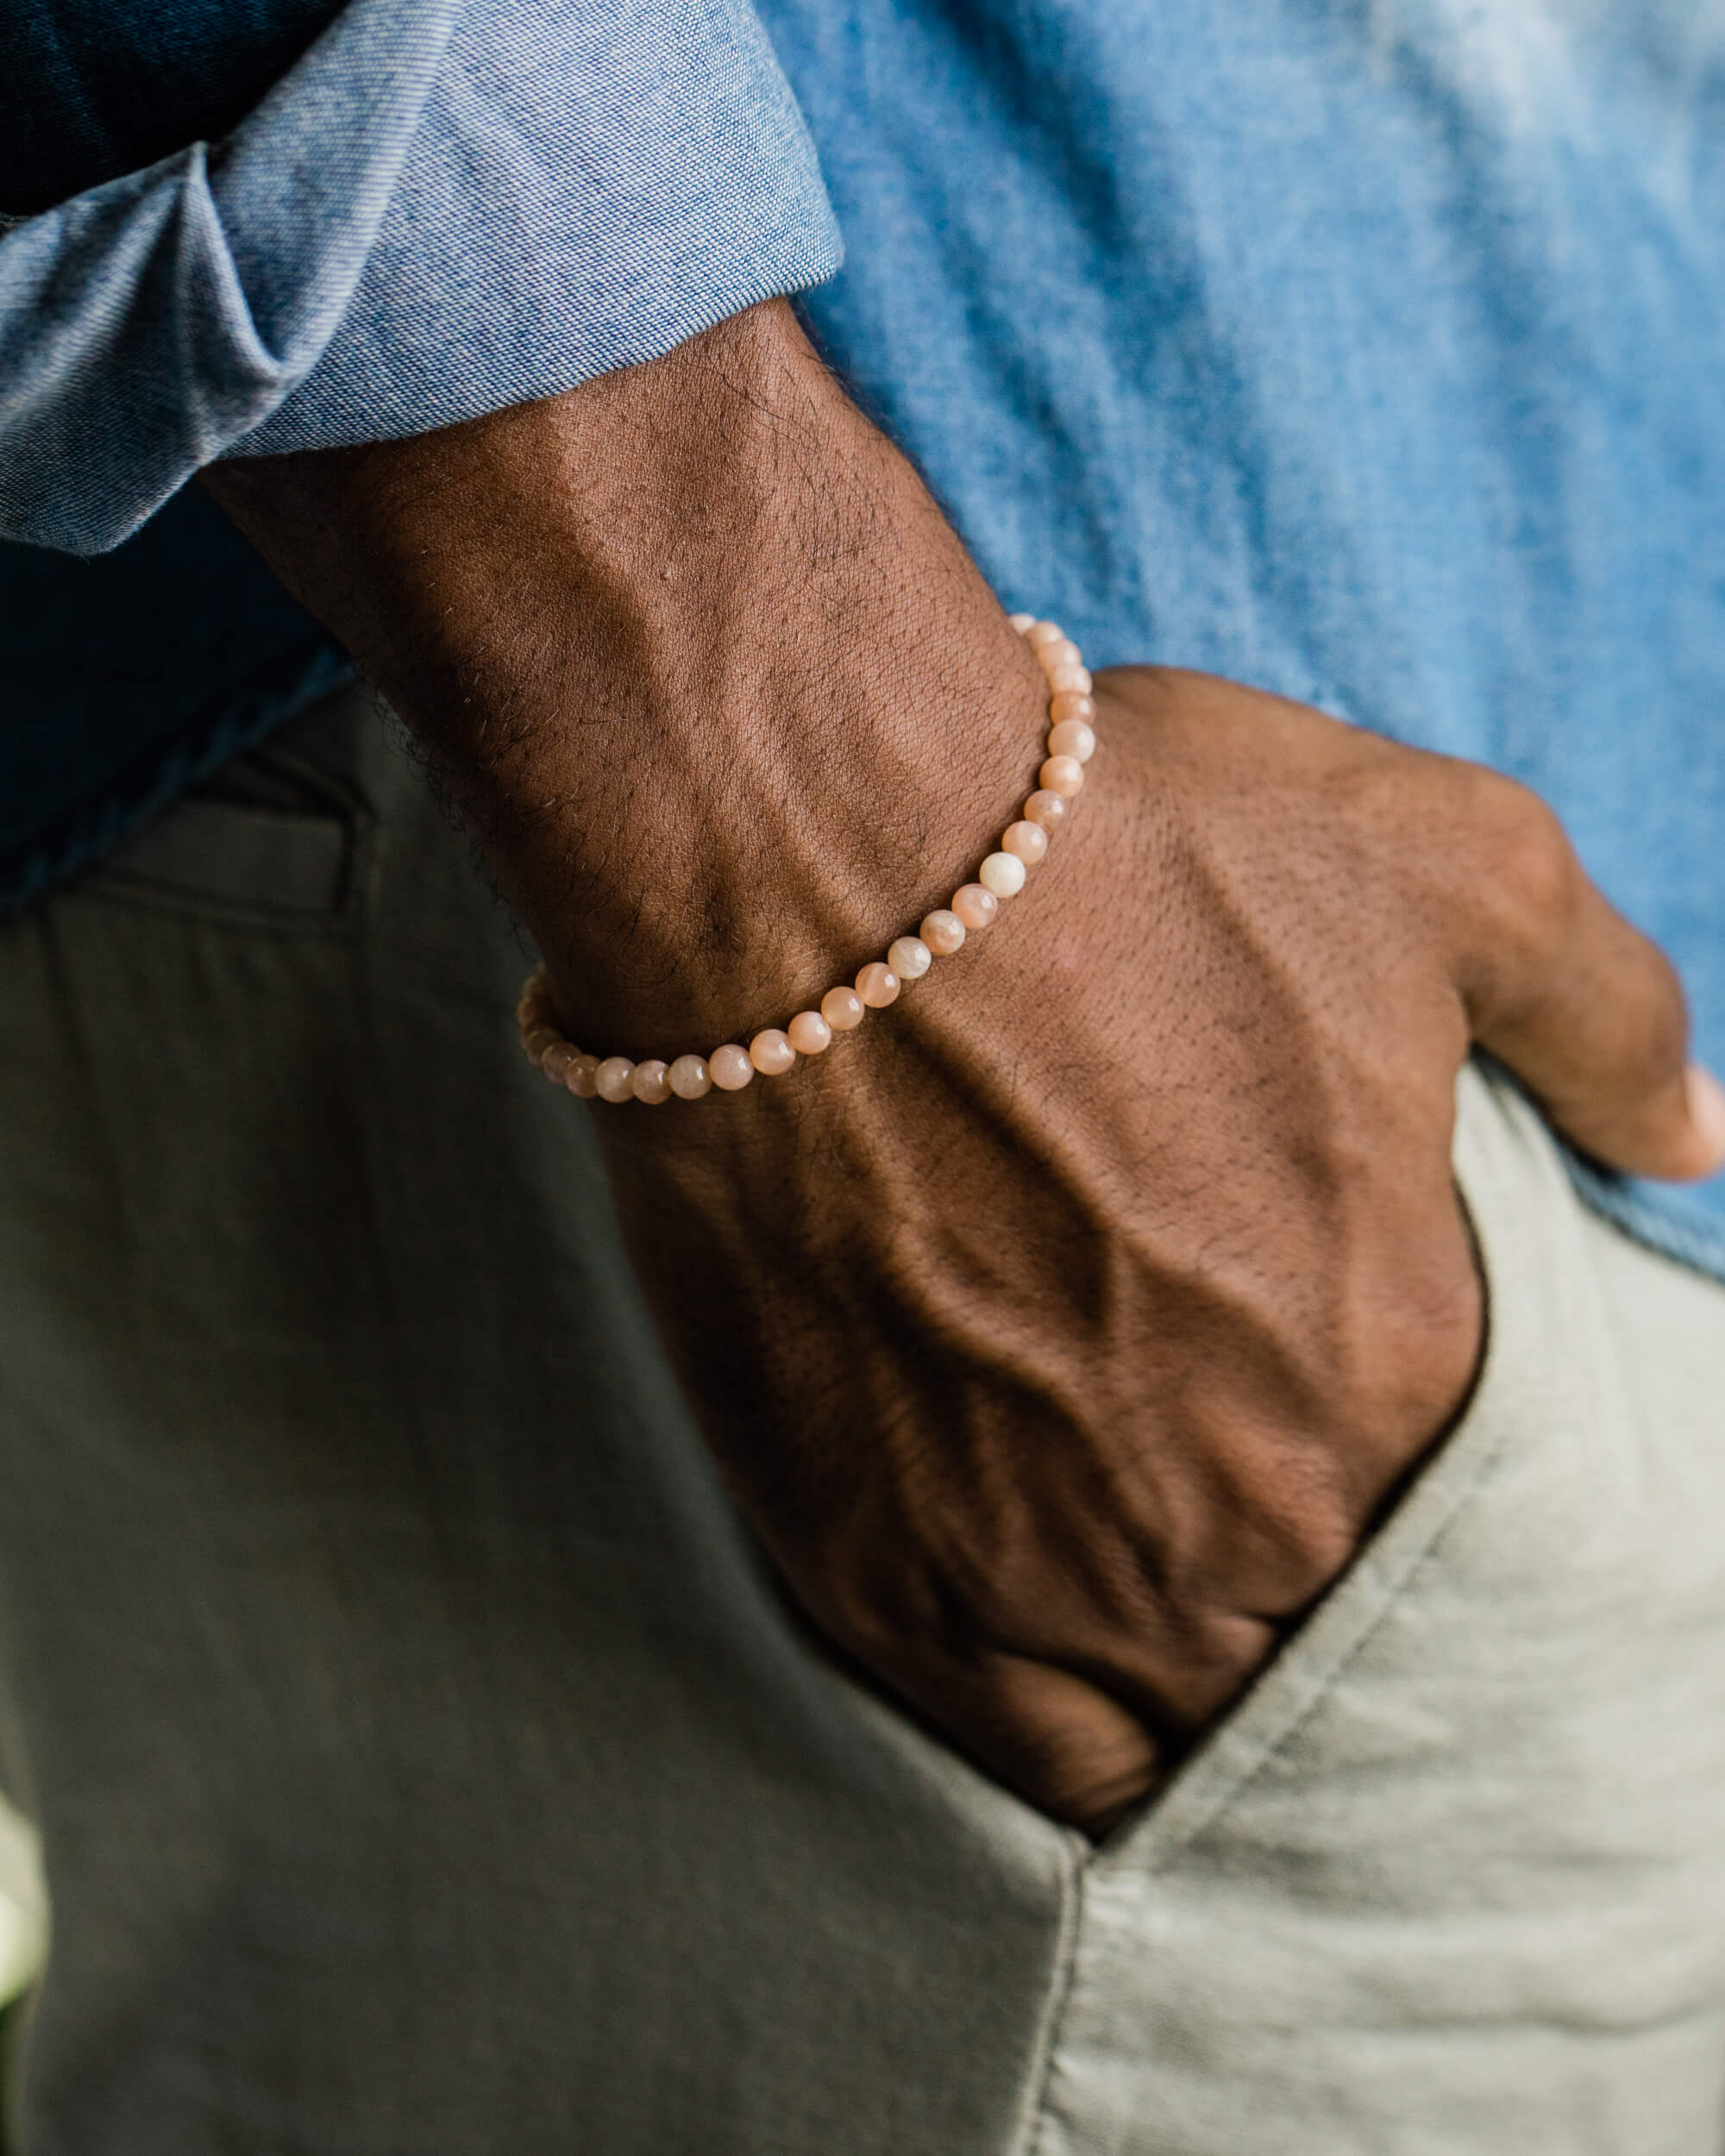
[1036,1069,1725,2153]
[1,681,1723,2153]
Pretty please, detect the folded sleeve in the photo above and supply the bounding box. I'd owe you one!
[0,0,349,215]
[0,0,844,555]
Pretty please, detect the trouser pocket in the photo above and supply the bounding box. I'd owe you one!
[1028,1060,1725,2156]
[74,693,374,932]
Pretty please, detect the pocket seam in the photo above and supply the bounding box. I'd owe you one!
[72,762,373,934]
[1091,1066,1546,1877]
[1101,1362,1517,1880]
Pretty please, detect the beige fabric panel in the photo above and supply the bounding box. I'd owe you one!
[5,684,1723,2150]
[1030,1063,1725,2153]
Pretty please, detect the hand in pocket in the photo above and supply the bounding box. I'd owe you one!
[598,667,1724,1831]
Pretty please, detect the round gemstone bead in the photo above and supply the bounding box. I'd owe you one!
[950,883,999,931]
[888,936,932,980]
[524,621,1095,1120]
[1047,718,1096,763]
[820,987,866,1031]
[919,909,967,956]
[632,1059,673,1104]
[1049,691,1095,726]
[856,962,900,1007]
[979,850,1027,898]
[750,1029,797,1075]
[787,1010,833,1055]
[709,1044,755,1091]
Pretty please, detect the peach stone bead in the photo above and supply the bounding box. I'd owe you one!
[1038,754,1085,799]
[888,935,932,981]
[595,1056,636,1103]
[1008,611,1037,633]
[1025,620,1064,649]
[750,1029,797,1075]
[950,883,999,932]
[1036,636,1082,675]
[668,1054,712,1099]
[542,1041,579,1082]
[524,1026,557,1061]
[1046,663,1092,695]
[979,850,1027,899]
[856,962,900,1008]
[1047,718,1096,764]
[920,908,967,956]
[632,1059,673,1104]
[820,986,866,1031]
[565,1053,601,1099]
[710,1044,755,1091]
[1023,787,1069,831]
[1049,691,1096,726]
[787,1010,833,1055]
[1002,819,1049,865]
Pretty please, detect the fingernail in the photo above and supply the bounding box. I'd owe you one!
[1685,1063,1725,1171]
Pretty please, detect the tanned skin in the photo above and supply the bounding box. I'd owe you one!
[205,299,1725,1833]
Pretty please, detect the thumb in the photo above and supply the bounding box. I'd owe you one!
[1454,780,1725,1183]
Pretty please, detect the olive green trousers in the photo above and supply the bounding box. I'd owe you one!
[3,683,1724,2153]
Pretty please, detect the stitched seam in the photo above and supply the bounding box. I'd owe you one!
[71,880,359,938]
[1103,1129,1521,1877]
[1016,1839,1088,2156]
[1138,1389,1521,1879]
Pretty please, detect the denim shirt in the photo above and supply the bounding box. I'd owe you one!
[3,0,1722,1273]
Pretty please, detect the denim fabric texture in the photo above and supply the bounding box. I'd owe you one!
[0,0,843,549]
[1,0,1722,1272]
[757,0,1725,1263]
[0,489,349,904]
[0,0,347,214]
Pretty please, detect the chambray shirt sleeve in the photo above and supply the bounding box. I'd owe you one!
[0,0,844,555]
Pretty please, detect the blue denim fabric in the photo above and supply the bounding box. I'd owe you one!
[0,0,843,550]
[1,0,1722,1271]
[0,0,345,214]
[0,488,349,903]
[756,0,1725,1264]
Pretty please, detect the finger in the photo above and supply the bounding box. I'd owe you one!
[1452,774,1725,1182]
[897,1651,1161,1839]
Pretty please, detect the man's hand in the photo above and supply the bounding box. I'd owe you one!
[205,300,1725,1833]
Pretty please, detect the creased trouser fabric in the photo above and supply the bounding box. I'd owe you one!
[0,681,1722,2154]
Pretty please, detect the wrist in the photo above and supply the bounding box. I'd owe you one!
[207,301,1049,1049]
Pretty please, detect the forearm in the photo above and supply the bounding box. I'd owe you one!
[207,308,1209,1823]
[204,301,1474,1825]
[206,295,1709,1830]
[206,299,1047,1057]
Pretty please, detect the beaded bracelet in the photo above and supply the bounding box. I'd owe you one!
[517,616,1095,1102]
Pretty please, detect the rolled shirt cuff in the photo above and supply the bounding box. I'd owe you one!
[0,0,843,553]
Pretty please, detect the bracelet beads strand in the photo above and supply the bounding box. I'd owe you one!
[517,617,1095,1102]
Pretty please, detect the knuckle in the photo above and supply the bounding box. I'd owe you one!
[1465,772,1578,949]
[1379,1274,1484,1440]
[1649,982,1692,1078]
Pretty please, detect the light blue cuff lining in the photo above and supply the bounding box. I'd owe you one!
[0,0,842,554]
